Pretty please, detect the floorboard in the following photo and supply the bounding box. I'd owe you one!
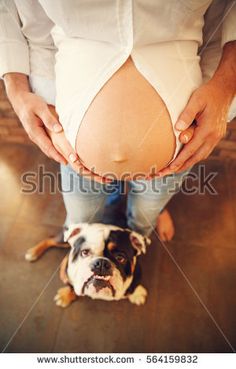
[0,143,235,353]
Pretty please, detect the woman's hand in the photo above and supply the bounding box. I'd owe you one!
[11,91,68,165]
[157,41,236,177]
[4,73,111,183]
[4,73,67,164]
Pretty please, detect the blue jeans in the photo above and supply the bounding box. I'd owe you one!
[60,164,189,237]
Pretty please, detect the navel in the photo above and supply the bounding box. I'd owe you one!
[111,154,128,163]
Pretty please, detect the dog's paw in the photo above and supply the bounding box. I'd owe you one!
[25,248,39,262]
[54,286,77,308]
[128,285,148,305]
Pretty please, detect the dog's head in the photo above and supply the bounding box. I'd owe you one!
[64,223,151,300]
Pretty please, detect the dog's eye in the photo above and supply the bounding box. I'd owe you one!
[115,253,126,264]
[80,249,91,257]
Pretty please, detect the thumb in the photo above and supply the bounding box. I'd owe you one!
[175,93,202,131]
[37,104,63,133]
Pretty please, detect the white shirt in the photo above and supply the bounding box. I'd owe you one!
[0,0,236,153]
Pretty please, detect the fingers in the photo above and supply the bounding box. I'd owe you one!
[21,102,113,184]
[155,123,196,177]
[54,140,112,183]
[11,95,112,182]
[36,104,63,133]
[156,127,204,177]
[50,130,79,166]
[175,143,213,173]
[167,134,203,172]
[20,108,67,164]
[30,126,112,183]
[49,130,112,184]
[157,138,214,177]
[75,163,113,184]
[175,91,204,131]
[29,126,67,164]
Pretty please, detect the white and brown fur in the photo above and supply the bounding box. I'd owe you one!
[25,223,151,308]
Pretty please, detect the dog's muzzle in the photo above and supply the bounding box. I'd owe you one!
[81,258,115,296]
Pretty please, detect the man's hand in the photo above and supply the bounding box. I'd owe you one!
[158,81,230,175]
[158,41,236,177]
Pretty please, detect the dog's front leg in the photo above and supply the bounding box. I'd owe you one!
[54,254,77,308]
[128,285,148,305]
[54,285,77,308]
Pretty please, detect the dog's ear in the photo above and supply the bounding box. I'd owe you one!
[129,231,151,255]
[63,223,84,243]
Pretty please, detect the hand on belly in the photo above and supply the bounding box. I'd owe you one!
[76,57,176,180]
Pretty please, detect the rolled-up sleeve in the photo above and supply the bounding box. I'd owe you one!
[200,0,236,120]
[0,0,30,77]
[14,0,57,103]
[0,0,56,104]
[221,0,236,47]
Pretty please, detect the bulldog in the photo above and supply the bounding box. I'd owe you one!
[25,223,151,308]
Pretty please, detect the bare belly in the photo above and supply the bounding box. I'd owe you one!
[76,56,176,180]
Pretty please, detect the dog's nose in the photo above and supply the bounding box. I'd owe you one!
[91,258,112,274]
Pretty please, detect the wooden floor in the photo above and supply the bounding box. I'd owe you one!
[0,142,236,353]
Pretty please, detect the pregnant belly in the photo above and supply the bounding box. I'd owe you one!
[76,56,176,180]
